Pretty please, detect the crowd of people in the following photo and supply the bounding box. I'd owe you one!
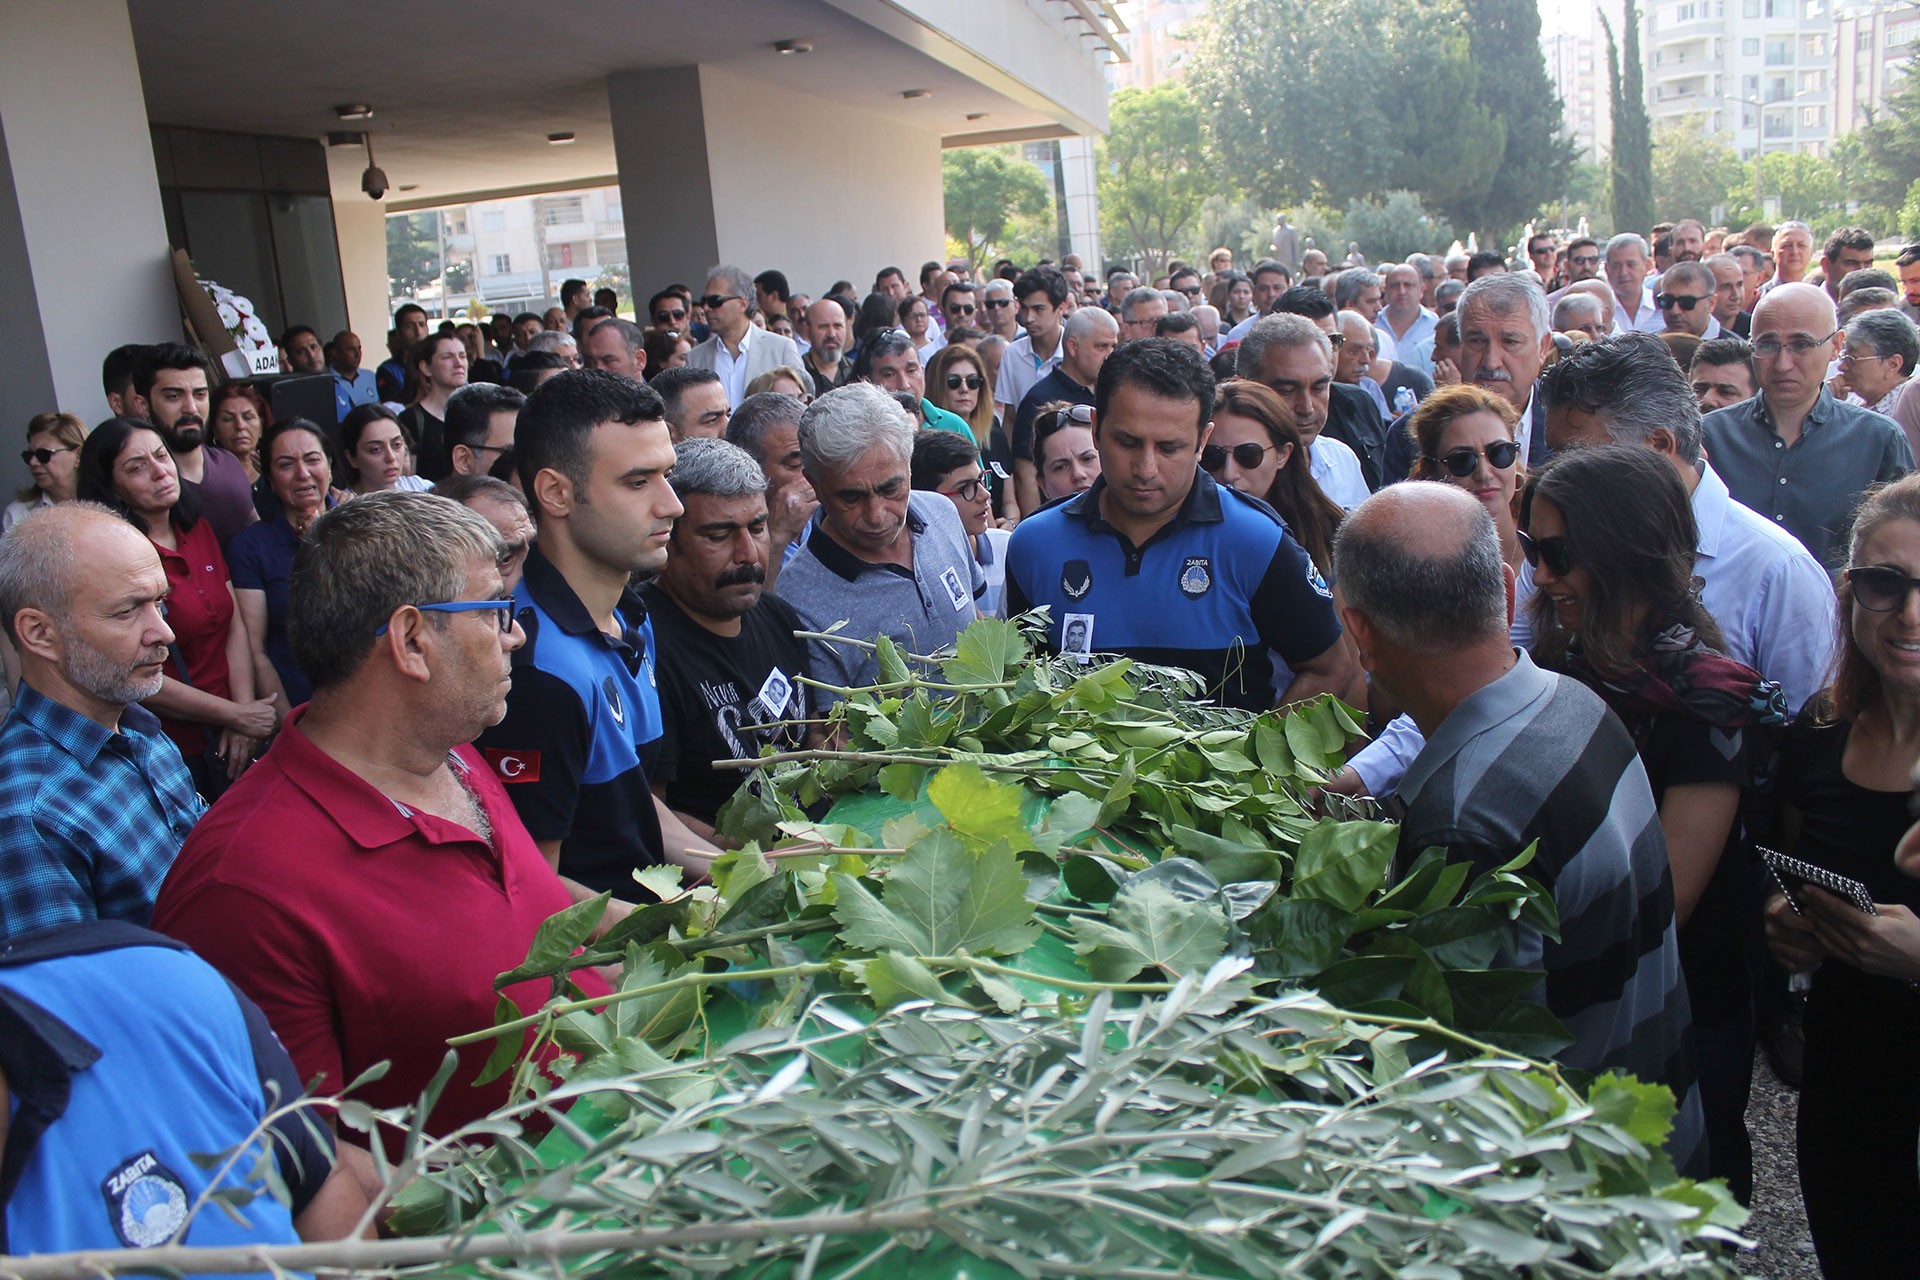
[5,225,1920,1275]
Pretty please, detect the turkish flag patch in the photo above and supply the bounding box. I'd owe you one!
[484,748,541,783]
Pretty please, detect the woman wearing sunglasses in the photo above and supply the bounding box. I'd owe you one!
[1764,474,1920,1276]
[5,411,87,533]
[1522,443,1786,1202]
[925,344,1016,525]
[1204,380,1342,584]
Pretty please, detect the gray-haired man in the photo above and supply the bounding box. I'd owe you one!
[642,439,810,835]
[776,383,983,707]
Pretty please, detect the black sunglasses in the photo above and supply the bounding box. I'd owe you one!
[22,445,76,466]
[654,307,688,321]
[1570,254,1600,268]
[1848,565,1920,613]
[984,297,1013,309]
[945,373,984,390]
[699,294,746,310]
[1201,441,1273,472]
[1517,529,1574,577]
[1655,293,1707,311]
[1427,440,1519,477]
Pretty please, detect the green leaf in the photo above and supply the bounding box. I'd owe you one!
[1478,999,1574,1060]
[928,763,1033,853]
[1063,853,1127,904]
[874,633,912,685]
[633,864,684,902]
[610,943,705,1045]
[1283,701,1346,772]
[1403,907,1505,971]
[494,893,611,989]
[940,616,1027,685]
[1070,879,1230,980]
[709,845,773,905]
[831,828,1040,958]
[1032,791,1102,856]
[852,952,962,1010]
[877,762,928,803]
[1311,954,1413,1007]
[1289,819,1398,912]
[1588,1072,1678,1150]
[1253,719,1295,777]
[1097,753,1137,828]
[585,899,689,957]
[1250,897,1355,976]
[471,993,528,1086]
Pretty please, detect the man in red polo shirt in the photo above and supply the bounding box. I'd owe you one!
[153,492,607,1172]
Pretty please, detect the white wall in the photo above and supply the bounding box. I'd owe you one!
[327,159,392,351]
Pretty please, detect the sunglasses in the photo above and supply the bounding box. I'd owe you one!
[1326,332,1346,348]
[22,445,77,466]
[1047,403,1095,429]
[1428,440,1519,477]
[1848,565,1920,612]
[1201,441,1273,472]
[945,373,984,390]
[1516,529,1574,577]
[1655,293,1706,311]
[1570,255,1600,268]
[947,303,977,316]
[699,294,746,310]
[984,298,1013,309]
[654,308,688,322]
[1179,285,1203,296]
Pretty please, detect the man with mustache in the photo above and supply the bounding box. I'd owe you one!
[126,343,257,548]
[0,504,203,938]
[1455,272,1555,467]
[643,438,810,837]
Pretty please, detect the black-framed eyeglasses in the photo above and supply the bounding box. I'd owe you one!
[1428,441,1519,477]
[1516,530,1574,577]
[1752,331,1837,359]
[1847,565,1920,613]
[940,475,989,502]
[945,373,984,391]
[699,294,746,310]
[21,446,77,466]
[374,599,517,637]
[1655,293,1707,311]
[1201,441,1273,472]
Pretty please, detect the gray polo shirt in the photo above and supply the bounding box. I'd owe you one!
[774,491,984,711]
[1398,652,1704,1174]
[1701,388,1912,568]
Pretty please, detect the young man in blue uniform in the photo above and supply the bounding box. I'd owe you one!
[1004,338,1359,710]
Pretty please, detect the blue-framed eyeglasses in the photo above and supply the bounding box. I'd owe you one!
[374,599,516,636]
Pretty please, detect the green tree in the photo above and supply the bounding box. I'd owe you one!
[385,211,439,298]
[1726,151,1846,226]
[943,147,1050,273]
[1561,161,1613,237]
[1449,0,1576,237]
[1857,51,1920,212]
[1381,12,1505,225]
[1603,0,1655,235]
[1342,191,1454,263]
[1651,115,1743,223]
[1098,83,1214,276]
[1195,194,1275,268]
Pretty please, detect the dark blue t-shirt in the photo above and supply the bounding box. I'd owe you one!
[227,512,310,706]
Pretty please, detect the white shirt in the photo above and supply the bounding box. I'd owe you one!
[918,334,946,364]
[994,332,1063,410]
[1379,308,1436,361]
[1613,285,1665,334]
[711,323,758,406]
[1308,436,1369,510]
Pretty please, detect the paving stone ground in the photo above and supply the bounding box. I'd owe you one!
[1738,1055,1821,1280]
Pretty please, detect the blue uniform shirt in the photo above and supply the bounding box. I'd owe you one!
[1004,470,1342,710]
[0,686,203,940]
[476,547,666,893]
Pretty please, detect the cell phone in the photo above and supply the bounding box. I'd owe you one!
[1758,846,1878,916]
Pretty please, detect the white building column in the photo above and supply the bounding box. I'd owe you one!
[0,0,177,491]
[1057,137,1103,272]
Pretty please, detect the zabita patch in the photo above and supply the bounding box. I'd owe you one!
[1178,556,1212,599]
[102,1151,188,1247]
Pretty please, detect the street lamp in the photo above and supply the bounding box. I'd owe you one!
[1709,88,1824,211]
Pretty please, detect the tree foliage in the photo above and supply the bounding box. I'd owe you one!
[1099,83,1213,276]
[1727,152,1847,226]
[1857,51,1920,212]
[1604,0,1656,235]
[1342,191,1455,263]
[1651,116,1744,224]
[385,212,439,298]
[1450,0,1576,236]
[942,147,1050,273]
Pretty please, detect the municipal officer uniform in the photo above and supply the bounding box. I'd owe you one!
[477,546,666,893]
[1004,470,1341,710]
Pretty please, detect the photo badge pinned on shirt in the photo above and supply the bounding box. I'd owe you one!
[939,565,970,612]
[1062,612,1094,663]
[755,668,795,720]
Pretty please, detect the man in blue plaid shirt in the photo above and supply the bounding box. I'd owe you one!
[0,504,203,939]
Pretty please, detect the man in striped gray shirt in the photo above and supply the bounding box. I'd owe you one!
[1335,483,1704,1174]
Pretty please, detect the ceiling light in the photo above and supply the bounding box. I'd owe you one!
[333,103,374,120]
[547,132,576,145]
[774,38,813,54]
[902,89,933,100]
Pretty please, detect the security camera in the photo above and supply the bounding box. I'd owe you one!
[362,164,388,200]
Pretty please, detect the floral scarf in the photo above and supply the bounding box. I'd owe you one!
[1561,616,1789,743]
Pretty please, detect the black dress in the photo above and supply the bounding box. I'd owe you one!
[1777,711,1920,1279]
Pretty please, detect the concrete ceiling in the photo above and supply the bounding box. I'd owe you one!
[128,0,1085,207]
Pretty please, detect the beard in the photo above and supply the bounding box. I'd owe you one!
[155,414,205,451]
[61,626,167,706]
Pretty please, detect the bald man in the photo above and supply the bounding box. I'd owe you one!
[1333,482,1703,1175]
[0,504,204,938]
[1703,282,1913,565]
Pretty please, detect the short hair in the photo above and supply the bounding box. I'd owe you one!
[1169,266,1202,289]
[852,328,918,382]
[1330,268,1377,310]
[1465,250,1508,279]
[1847,309,1920,379]
[753,269,791,305]
[560,279,589,308]
[507,351,569,395]
[593,287,619,310]
[515,367,665,497]
[874,266,906,288]
[444,382,527,455]
[896,294,931,325]
[130,342,211,401]
[0,501,127,645]
[1249,258,1290,283]
[1093,338,1215,436]
[705,263,756,310]
[1823,226,1875,261]
[1120,285,1163,318]
[1334,491,1508,652]
[727,392,807,462]
[1063,306,1118,345]
[646,289,685,318]
[1434,280,1466,310]
[1432,311,1462,349]
[1538,331,1703,465]
[797,382,915,480]
[279,324,318,351]
[910,427,982,491]
[76,416,202,535]
[1839,267,1899,297]
[289,492,504,691]
[1729,244,1767,273]
[1155,311,1200,338]
[1897,244,1920,270]
[1692,336,1754,369]
[1406,252,1439,282]
[1458,273,1551,341]
[431,473,526,509]
[589,316,644,353]
[1272,285,1335,322]
[1238,312,1332,379]
[1553,292,1605,330]
[102,344,146,404]
[1013,265,1069,308]
[919,261,944,288]
[394,303,427,324]
[511,311,542,330]
[652,366,723,426]
[1567,237,1598,256]
[670,437,768,502]
[1839,287,1901,326]
[1604,232,1650,260]
[526,330,576,358]
[940,279,977,308]
[983,278,1014,299]
[1660,261,1715,296]
[1407,384,1520,481]
[745,366,810,398]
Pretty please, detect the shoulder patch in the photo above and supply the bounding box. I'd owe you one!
[1062,558,1093,600]
[1178,556,1212,599]
[1307,561,1333,599]
[102,1151,188,1246]
[484,748,542,782]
